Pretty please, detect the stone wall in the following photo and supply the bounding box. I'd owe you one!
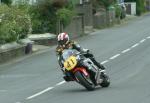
[93,9,116,29]
[93,12,107,29]
[28,33,56,46]
[83,2,93,26]
[75,2,93,27]
[0,42,26,64]
[106,9,116,26]
[57,16,84,39]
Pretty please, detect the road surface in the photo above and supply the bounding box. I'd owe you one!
[0,14,150,103]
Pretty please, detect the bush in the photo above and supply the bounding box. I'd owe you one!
[1,0,12,6]
[114,5,122,18]
[136,0,145,15]
[0,4,30,44]
[29,0,57,34]
[96,0,117,10]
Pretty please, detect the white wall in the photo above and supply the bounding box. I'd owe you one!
[125,2,136,15]
[12,0,37,5]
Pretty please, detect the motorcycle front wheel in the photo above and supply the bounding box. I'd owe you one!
[100,74,110,87]
[75,71,95,91]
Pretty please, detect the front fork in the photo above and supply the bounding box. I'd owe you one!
[90,62,104,85]
[81,58,104,85]
[95,69,105,84]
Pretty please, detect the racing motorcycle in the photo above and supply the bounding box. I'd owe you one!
[62,49,110,91]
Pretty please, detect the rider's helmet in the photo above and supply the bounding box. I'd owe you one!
[57,32,69,46]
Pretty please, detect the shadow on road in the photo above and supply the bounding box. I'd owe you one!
[58,86,109,93]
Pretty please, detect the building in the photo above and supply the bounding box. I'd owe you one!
[12,0,36,5]
[118,0,124,3]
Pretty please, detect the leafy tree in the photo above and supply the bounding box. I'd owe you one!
[29,0,57,33]
[29,0,74,34]
[92,0,117,10]
[1,0,12,6]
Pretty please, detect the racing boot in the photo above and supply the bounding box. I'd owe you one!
[63,71,74,82]
[90,57,106,74]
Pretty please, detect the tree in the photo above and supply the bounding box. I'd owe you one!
[1,0,12,6]
[52,0,68,8]
[92,0,117,10]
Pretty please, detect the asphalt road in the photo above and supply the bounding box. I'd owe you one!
[1,14,150,103]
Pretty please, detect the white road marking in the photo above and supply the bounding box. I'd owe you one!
[147,36,150,39]
[101,60,109,64]
[140,39,146,43]
[26,87,54,100]
[55,81,66,86]
[131,43,139,48]
[122,48,131,53]
[110,54,120,60]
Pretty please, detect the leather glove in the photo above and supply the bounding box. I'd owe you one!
[82,48,90,53]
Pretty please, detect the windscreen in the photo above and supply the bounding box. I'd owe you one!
[62,49,79,60]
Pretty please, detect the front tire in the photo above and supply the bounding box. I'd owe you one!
[100,74,110,87]
[75,71,95,91]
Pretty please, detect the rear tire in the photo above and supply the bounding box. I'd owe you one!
[75,71,95,91]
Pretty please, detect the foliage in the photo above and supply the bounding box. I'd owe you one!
[0,4,30,44]
[0,0,76,44]
[114,4,122,18]
[95,0,117,10]
[29,0,57,33]
[56,8,74,27]
[52,0,68,8]
[29,0,75,34]
[136,0,145,15]
[1,0,12,6]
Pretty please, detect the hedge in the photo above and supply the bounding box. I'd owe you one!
[0,4,30,44]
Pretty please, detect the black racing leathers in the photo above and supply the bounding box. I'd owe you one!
[56,41,105,81]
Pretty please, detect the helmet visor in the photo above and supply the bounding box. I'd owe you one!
[58,38,68,45]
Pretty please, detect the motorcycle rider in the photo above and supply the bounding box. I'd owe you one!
[56,32,106,82]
